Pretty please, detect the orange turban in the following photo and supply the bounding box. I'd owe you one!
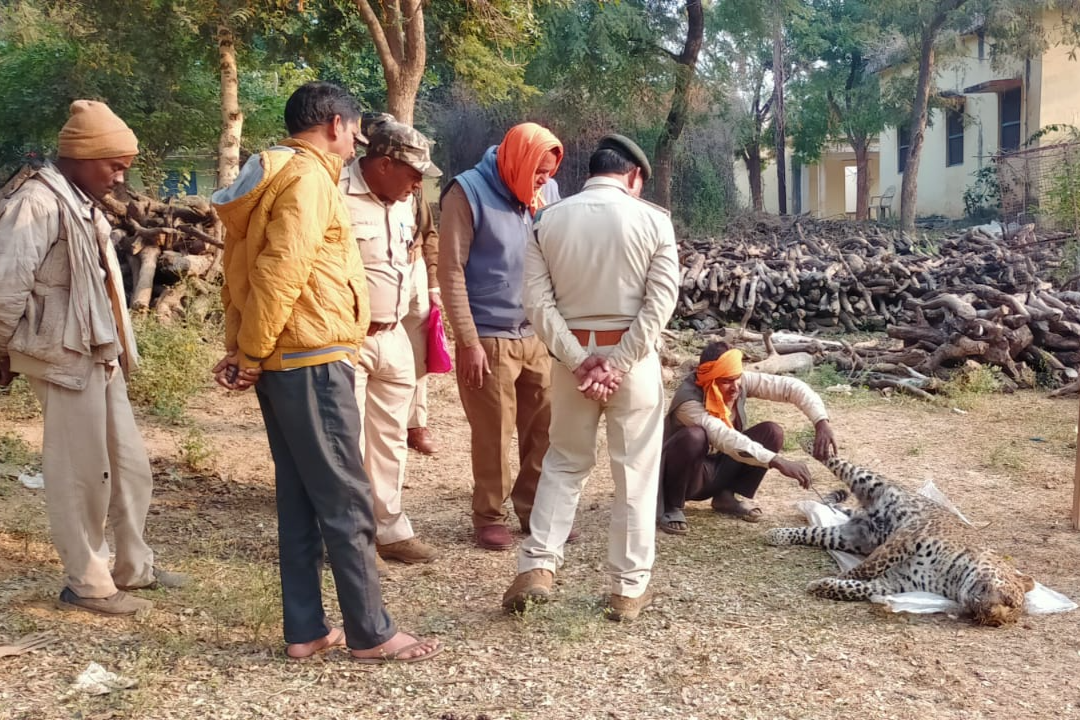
[496,122,562,216]
[696,349,744,428]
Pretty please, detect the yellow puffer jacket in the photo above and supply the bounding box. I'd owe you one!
[213,138,370,371]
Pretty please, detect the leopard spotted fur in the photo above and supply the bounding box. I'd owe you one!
[765,456,1034,626]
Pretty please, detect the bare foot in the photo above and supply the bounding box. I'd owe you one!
[286,627,346,659]
[350,632,442,663]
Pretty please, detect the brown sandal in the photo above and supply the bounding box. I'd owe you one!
[658,519,689,535]
[351,635,443,665]
[713,500,763,523]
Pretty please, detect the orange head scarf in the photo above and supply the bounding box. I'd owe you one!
[695,349,744,428]
[496,122,563,216]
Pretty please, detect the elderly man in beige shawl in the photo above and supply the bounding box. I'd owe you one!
[0,100,186,616]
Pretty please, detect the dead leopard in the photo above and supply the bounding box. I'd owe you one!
[765,456,1034,626]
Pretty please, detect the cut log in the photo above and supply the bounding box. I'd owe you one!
[130,245,161,311]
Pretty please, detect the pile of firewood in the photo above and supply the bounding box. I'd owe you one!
[100,184,222,322]
[678,214,1079,393]
[1,166,222,322]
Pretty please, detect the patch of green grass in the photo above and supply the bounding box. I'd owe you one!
[178,560,282,646]
[799,362,848,391]
[984,440,1027,474]
[510,593,606,642]
[783,426,816,454]
[178,425,216,471]
[939,364,1005,410]
[0,431,38,469]
[0,376,40,421]
[127,313,217,423]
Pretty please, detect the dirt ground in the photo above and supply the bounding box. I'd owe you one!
[2,367,1080,720]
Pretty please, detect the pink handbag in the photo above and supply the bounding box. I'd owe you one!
[426,305,453,374]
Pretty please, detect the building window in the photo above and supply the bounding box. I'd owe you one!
[1000,88,1022,152]
[897,126,911,174]
[946,105,965,167]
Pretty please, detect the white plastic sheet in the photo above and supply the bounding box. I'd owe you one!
[72,662,137,695]
[794,483,1076,616]
[18,472,43,490]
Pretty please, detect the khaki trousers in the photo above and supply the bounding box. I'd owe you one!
[355,325,416,544]
[30,365,155,597]
[519,350,665,598]
[457,335,551,529]
[403,259,429,429]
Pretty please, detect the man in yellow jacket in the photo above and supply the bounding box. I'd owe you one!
[211,82,441,664]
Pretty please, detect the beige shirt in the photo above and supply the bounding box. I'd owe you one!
[524,176,679,372]
[340,161,415,323]
[673,371,829,466]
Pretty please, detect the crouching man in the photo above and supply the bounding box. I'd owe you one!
[657,342,837,534]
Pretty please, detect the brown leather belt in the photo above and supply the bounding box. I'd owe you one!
[367,321,399,336]
[570,328,628,347]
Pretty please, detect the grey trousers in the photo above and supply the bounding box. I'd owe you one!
[255,362,395,649]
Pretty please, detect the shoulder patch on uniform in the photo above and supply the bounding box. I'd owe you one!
[635,197,671,216]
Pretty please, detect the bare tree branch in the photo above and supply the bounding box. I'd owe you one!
[353,0,399,78]
[403,0,424,73]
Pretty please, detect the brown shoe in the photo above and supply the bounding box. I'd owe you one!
[375,553,389,578]
[377,537,439,564]
[116,566,189,591]
[501,569,554,612]
[606,588,654,622]
[58,588,153,616]
[476,524,514,551]
[407,427,437,455]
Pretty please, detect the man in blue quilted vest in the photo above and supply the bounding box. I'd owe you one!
[437,123,564,552]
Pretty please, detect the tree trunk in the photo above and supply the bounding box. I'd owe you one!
[653,0,704,209]
[899,0,967,231]
[772,4,787,216]
[854,138,870,221]
[216,24,243,190]
[354,0,425,126]
[899,29,936,232]
[745,147,764,212]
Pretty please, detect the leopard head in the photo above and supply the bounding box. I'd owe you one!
[967,572,1035,627]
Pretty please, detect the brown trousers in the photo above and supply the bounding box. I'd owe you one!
[457,335,551,530]
[660,422,784,513]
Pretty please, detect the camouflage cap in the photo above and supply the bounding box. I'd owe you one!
[358,111,396,146]
[366,118,442,178]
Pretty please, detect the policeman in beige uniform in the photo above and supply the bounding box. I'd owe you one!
[502,135,679,622]
[340,118,442,566]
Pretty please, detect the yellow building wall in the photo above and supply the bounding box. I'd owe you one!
[878,34,1025,219]
[802,152,881,219]
[732,149,795,214]
[1031,16,1080,132]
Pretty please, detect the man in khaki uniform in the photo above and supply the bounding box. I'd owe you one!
[502,135,679,622]
[403,189,440,455]
[340,118,442,566]
[0,101,185,616]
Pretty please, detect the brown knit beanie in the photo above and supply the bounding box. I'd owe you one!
[57,100,139,160]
